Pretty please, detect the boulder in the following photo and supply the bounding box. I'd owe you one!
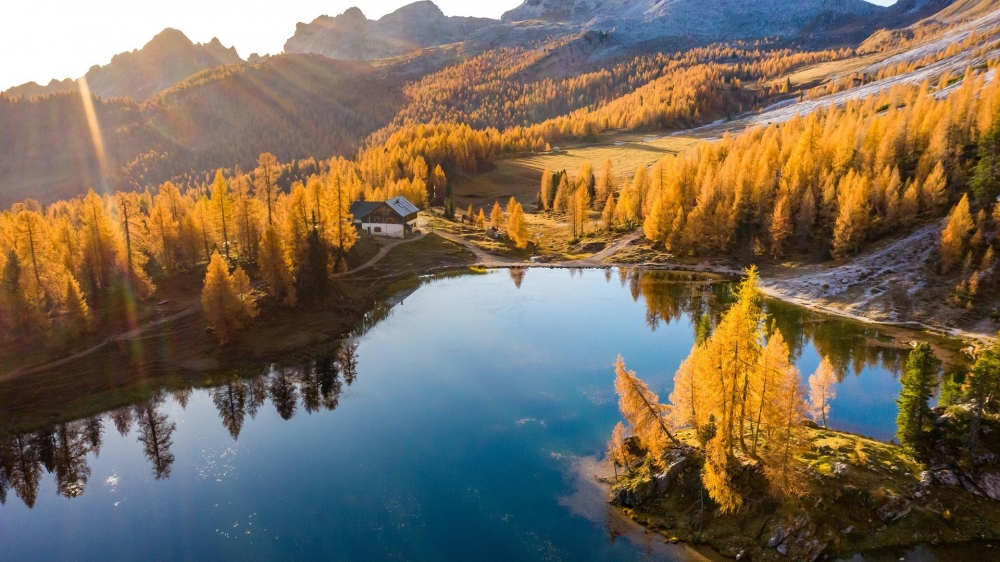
[974,472,1000,501]
[933,469,960,486]
[875,495,912,522]
[610,477,655,508]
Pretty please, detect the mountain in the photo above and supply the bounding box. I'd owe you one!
[501,0,885,41]
[0,54,407,207]
[284,1,496,60]
[3,28,243,102]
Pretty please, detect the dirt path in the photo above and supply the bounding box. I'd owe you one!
[335,234,425,276]
[1,302,200,382]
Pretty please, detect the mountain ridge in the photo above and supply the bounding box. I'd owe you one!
[284,1,497,60]
[3,28,242,102]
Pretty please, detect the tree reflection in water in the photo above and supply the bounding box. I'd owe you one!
[0,274,941,510]
[0,341,361,508]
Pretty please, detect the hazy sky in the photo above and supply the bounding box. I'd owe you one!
[3,0,897,92]
[0,1,520,91]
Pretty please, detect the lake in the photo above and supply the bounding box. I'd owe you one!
[0,268,965,561]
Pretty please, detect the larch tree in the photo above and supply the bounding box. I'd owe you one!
[769,192,793,258]
[210,171,235,262]
[539,168,554,211]
[231,265,258,321]
[258,224,297,307]
[595,159,614,210]
[231,174,260,264]
[895,343,938,452]
[553,174,571,213]
[201,252,244,344]
[576,162,595,203]
[606,421,632,479]
[807,358,837,427]
[614,355,679,463]
[475,208,486,229]
[254,153,281,226]
[506,198,530,249]
[490,201,504,230]
[601,194,616,230]
[761,360,809,500]
[940,194,974,273]
[832,173,871,260]
[431,165,448,203]
[115,191,153,296]
[327,172,357,271]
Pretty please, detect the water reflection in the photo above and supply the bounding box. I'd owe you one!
[0,343,360,509]
[0,271,962,511]
[630,269,949,381]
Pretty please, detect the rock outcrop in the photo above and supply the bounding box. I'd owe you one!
[502,0,885,43]
[284,2,496,61]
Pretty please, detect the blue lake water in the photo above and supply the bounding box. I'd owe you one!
[0,268,955,561]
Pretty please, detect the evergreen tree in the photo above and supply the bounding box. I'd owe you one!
[895,343,938,452]
[967,338,1000,455]
[971,118,1000,204]
[443,184,456,220]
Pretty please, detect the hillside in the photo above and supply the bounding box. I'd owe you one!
[3,28,242,102]
[0,55,406,207]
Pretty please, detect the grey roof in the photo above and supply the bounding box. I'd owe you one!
[349,201,382,219]
[386,196,419,217]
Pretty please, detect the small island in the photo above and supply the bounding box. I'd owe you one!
[604,269,1000,560]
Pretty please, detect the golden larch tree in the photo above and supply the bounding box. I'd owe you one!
[506,198,530,249]
[807,358,838,427]
[201,252,244,344]
[613,355,679,462]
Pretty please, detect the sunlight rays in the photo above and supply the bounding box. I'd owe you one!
[76,76,110,191]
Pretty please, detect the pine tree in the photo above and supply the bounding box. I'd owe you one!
[62,277,89,338]
[201,252,244,344]
[972,119,1000,204]
[966,338,1000,455]
[807,358,837,427]
[895,343,937,452]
